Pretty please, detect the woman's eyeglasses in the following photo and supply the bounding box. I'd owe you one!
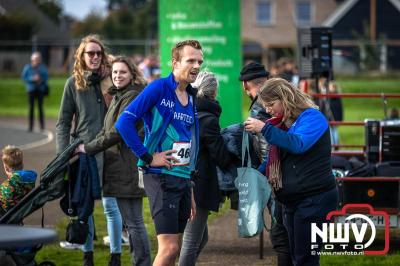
[84,51,102,58]
[263,101,277,109]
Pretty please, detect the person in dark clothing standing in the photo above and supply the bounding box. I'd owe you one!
[244,78,338,266]
[239,62,292,266]
[179,71,237,266]
[21,51,49,132]
[317,78,343,145]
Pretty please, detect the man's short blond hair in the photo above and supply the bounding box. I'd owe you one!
[2,145,23,170]
[171,40,202,62]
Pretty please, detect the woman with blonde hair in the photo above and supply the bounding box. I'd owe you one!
[56,35,121,266]
[76,56,151,266]
[244,78,338,266]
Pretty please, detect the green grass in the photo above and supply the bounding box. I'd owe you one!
[335,78,400,146]
[0,77,67,117]
[320,253,400,266]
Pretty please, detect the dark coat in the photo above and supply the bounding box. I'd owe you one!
[63,154,101,222]
[195,97,235,212]
[328,98,343,121]
[320,98,343,122]
[278,129,336,204]
[85,84,145,198]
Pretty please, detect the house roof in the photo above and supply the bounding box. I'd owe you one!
[0,0,70,42]
[322,0,400,27]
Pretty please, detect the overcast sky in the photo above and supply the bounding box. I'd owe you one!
[62,0,107,20]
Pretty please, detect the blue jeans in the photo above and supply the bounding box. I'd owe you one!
[81,197,123,253]
[283,187,338,266]
[330,126,339,145]
[117,197,151,266]
[103,197,123,254]
[178,207,209,266]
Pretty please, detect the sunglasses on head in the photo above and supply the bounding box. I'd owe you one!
[84,51,102,58]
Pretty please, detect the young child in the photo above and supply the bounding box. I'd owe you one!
[0,145,37,215]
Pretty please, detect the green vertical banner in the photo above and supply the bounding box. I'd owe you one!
[159,0,242,127]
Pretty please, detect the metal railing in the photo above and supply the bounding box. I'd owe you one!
[311,92,400,158]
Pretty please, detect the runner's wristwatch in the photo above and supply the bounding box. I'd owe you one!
[140,152,153,167]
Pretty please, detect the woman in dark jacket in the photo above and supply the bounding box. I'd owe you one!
[179,71,236,266]
[76,56,151,266]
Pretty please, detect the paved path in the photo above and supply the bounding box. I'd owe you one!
[0,116,277,265]
[198,210,276,265]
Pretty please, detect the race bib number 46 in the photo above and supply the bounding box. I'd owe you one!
[172,142,191,166]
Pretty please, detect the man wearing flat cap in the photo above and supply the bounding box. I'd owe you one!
[239,62,293,266]
[239,62,270,121]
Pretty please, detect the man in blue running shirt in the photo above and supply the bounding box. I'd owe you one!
[116,40,203,266]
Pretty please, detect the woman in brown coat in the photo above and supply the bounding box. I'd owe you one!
[76,56,151,266]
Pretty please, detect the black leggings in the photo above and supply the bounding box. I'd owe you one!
[28,90,45,131]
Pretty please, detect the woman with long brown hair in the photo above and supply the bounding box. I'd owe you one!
[56,35,120,266]
[76,56,151,266]
[244,78,338,266]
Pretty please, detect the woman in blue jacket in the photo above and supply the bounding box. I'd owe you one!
[244,78,338,266]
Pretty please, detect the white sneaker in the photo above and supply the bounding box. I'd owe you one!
[121,234,130,246]
[59,241,82,250]
[103,235,110,246]
[103,235,130,246]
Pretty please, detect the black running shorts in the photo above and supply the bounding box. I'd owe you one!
[143,173,191,234]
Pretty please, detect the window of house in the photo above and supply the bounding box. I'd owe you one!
[256,1,273,26]
[296,1,312,26]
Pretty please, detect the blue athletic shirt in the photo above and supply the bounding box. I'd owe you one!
[115,73,199,179]
[161,93,194,177]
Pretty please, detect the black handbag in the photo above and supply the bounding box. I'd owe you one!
[66,219,88,244]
